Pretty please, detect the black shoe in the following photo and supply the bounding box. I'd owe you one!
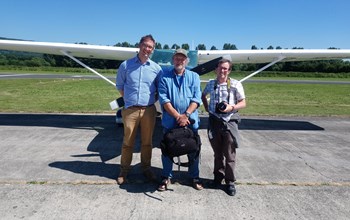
[226,184,236,196]
[210,179,222,189]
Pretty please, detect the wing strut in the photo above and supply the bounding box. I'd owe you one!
[60,50,116,87]
[239,56,286,83]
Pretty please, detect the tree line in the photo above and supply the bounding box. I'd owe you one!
[1,41,350,74]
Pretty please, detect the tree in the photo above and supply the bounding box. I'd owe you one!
[25,57,50,67]
[155,42,162,49]
[267,45,274,50]
[171,44,180,49]
[0,54,7,65]
[43,54,56,66]
[223,43,237,50]
[163,44,170,49]
[251,45,258,50]
[121,42,132,47]
[181,43,190,50]
[196,44,206,50]
[210,46,217,50]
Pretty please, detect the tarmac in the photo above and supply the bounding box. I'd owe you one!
[0,113,349,220]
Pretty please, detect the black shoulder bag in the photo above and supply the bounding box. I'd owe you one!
[160,127,201,168]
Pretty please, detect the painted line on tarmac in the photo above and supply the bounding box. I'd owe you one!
[0,180,349,187]
[236,181,350,187]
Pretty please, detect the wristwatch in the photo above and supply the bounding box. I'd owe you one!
[185,111,191,118]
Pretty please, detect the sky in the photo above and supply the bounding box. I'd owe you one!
[1,0,350,50]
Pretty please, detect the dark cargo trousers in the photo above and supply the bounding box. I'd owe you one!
[208,115,238,184]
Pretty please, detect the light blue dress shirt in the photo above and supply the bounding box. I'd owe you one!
[116,56,162,108]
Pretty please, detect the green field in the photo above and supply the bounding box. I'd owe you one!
[1,76,349,116]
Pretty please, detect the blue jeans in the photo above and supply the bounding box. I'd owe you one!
[161,150,200,179]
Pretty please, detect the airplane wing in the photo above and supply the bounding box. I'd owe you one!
[197,49,350,64]
[2,39,350,78]
[0,39,138,61]
[2,39,350,65]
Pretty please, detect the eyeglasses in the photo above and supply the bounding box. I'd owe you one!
[217,66,230,71]
[141,43,154,49]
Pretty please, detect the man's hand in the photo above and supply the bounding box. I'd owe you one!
[221,103,234,113]
[176,114,190,127]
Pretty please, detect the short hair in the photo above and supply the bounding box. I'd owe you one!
[139,34,156,45]
[217,58,232,70]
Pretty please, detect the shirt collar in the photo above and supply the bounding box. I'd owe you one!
[134,55,151,65]
[172,68,186,77]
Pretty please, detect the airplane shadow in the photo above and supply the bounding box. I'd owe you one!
[199,116,324,131]
[0,113,324,192]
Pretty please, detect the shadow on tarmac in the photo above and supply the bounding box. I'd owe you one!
[0,113,325,131]
[0,113,324,185]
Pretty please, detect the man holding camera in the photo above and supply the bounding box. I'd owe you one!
[201,58,246,196]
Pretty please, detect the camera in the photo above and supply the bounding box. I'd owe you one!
[215,101,227,114]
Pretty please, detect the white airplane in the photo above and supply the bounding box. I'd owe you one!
[1,39,350,122]
[2,39,350,82]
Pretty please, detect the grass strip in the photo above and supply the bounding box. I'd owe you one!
[1,78,349,116]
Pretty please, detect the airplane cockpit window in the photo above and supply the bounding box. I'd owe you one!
[151,49,198,69]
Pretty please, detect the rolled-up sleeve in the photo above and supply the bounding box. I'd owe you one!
[190,73,202,106]
[158,74,170,106]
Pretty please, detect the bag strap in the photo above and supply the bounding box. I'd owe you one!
[172,154,198,170]
[173,156,187,171]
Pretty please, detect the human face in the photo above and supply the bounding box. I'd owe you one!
[173,54,187,74]
[138,38,155,59]
[215,62,231,82]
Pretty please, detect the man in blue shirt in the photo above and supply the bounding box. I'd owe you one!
[115,34,163,185]
[157,49,203,191]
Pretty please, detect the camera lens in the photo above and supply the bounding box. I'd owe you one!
[218,102,226,111]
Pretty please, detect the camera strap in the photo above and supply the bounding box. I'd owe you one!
[214,78,231,103]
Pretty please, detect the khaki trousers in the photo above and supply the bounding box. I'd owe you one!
[120,105,157,173]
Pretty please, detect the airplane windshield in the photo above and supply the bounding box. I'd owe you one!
[151,49,198,69]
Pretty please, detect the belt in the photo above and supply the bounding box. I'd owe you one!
[129,104,154,109]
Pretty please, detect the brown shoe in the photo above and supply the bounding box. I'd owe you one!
[116,172,128,185]
[143,169,157,182]
[157,178,171,191]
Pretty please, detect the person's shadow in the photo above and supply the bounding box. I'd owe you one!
[42,114,165,189]
[0,113,163,191]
